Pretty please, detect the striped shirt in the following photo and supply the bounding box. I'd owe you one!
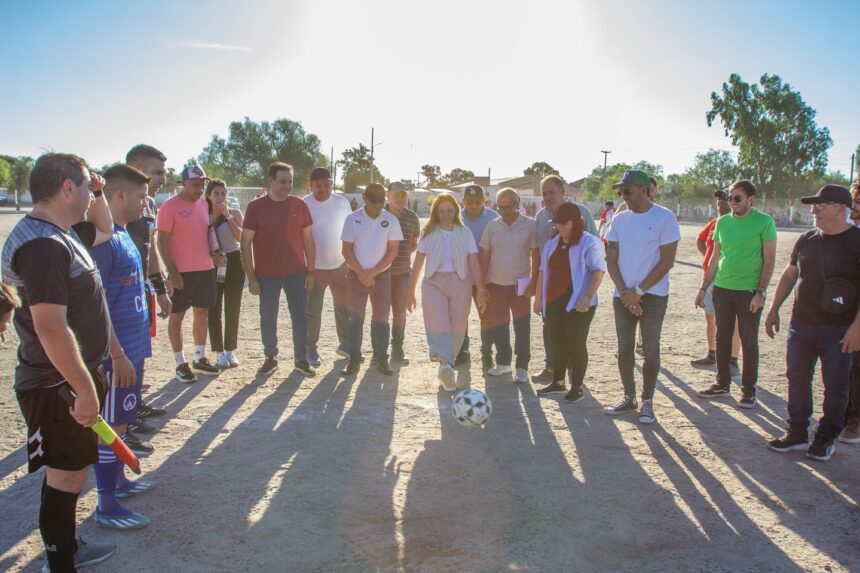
[385,205,420,276]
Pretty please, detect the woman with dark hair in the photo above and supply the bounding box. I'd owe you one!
[407,194,488,391]
[205,180,245,368]
[533,202,606,402]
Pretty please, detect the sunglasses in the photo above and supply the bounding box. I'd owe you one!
[616,188,635,196]
[729,194,746,203]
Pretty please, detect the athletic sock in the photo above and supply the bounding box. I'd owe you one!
[194,345,206,361]
[174,351,186,366]
[40,481,79,572]
[95,445,120,514]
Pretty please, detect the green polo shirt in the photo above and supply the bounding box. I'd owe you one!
[713,209,777,291]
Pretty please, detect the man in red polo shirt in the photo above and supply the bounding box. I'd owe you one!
[241,162,316,377]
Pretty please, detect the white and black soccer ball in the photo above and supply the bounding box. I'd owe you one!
[452,389,492,428]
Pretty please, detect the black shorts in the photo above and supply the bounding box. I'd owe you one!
[171,269,216,314]
[16,368,108,473]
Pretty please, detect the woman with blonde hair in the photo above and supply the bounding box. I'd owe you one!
[533,202,605,402]
[408,193,488,390]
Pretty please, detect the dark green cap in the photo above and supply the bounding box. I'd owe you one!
[612,170,651,189]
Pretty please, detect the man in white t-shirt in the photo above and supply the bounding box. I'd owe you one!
[303,167,352,366]
[340,183,403,376]
[604,170,680,425]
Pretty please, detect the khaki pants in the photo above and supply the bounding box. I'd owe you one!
[421,272,473,365]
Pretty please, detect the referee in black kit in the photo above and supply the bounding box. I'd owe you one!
[1,153,117,572]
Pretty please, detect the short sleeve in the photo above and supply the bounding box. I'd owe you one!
[90,239,117,286]
[789,233,809,267]
[416,236,427,254]
[155,199,174,233]
[296,199,313,228]
[698,220,715,242]
[340,215,355,242]
[478,222,493,250]
[388,218,404,242]
[605,215,619,242]
[242,201,258,231]
[712,218,722,245]
[580,204,598,236]
[467,232,478,254]
[71,222,96,248]
[12,239,72,306]
[585,235,607,272]
[659,211,682,246]
[762,216,778,242]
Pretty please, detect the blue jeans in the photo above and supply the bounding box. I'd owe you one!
[346,269,392,363]
[613,294,668,400]
[487,283,530,369]
[786,318,852,436]
[713,286,762,391]
[259,274,308,361]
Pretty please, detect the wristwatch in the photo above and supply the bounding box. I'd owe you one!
[634,285,645,296]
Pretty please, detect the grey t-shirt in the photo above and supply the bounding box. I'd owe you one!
[535,201,598,249]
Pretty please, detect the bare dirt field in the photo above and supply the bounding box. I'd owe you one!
[0,208,857,572]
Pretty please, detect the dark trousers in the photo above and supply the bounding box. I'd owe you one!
[208,251,245,352]
[786,318,852,436]
[848,352,860,423]
[259,273,307,360]
[390,273,411,350]
[547,295,596,388]
[613,294,668,400]
[543,316,556,370]
[459,285,493,360]
[346,269,392,363]
[306,264,350,354]
[487,283,530,369]
[713,286,762,391]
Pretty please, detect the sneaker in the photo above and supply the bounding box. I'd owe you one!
[532,368,553,383]
[807,431,836,461]
[514,368,529,384]
[839,419,860,444]
[690,351,716,367]
[306,351,322,368]
[638,399,656,424]
[768,427,809,452]
[294,359,316,377]
[698,383,730,398]
[536,381,566,395]
[175,363,197,383]
[488,364,513,376]
[605,395,638,416]
[454,350,471,367]
[438,363,456,391]
[738,391,757,409]
[563,386,585,403]
[376,359,394,376]
[192,357,220,375]
[391,347,409,366]
[216,352,230,369]
[481,355,494,371]
[225,351,240,368]
[125,429,154,456]
[729,358,740,378]
[137,403,166,418]
[341,361,360,376]
[95,507,151,530]
[43,537,116,572]
[127,419,157,435]
[336,345,350,359]
[257,357,278,376]
[115,478,156,499]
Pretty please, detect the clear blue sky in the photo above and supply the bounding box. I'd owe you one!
[1,0,858,182]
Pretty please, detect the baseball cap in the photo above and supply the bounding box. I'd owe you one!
[714,188,729,200]
[800,184,852,207]
[612,170,650,189]
[364,183,386,203]
[388,181,408,194]
[309,167,332,181]
[180,164,208,181]
[551,202,583,225]
[463,184,485,200]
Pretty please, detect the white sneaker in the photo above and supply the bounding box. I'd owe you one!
[488,364,513,376]
[225,351,239,368]
[438,363,457,391]
[514,368,529,384]
[215,352,229,369]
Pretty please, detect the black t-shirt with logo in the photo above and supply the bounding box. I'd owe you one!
[790,226,860,325]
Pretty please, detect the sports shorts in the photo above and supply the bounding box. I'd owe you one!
[16,367,107,473]
[171,269,216,314]
[102,358,145,426]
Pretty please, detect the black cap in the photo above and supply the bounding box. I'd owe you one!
[714,188,728,199]
[550,202,583,225]
[800,184,852,207]
[463,184,485,199]
[364,183,386,202]
[309,167,332,181]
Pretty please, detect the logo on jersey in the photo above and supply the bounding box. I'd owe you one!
[381,220,389,228]
[123,394,138,412]
[28,427,44,460]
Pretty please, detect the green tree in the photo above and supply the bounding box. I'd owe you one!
[686,149,737,193]
[339,144,385,192]
[442,168,475,187]
[707,73,832,198]
[0,156,34,197]
[198,117,326,187]
[582,160,663,200]
[0,157,11,189]
[523,161,559,178]
[420,164,442,187]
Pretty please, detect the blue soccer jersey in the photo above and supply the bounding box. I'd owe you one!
[91,224,152,364]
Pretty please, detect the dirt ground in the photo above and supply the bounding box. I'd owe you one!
[0,207,858,573]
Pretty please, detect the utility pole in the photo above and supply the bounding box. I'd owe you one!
[330,147,334,173]
[370,127,375,184]
[851,153,855,183]
[601,150,611,176]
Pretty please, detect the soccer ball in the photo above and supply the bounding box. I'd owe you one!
[452,389,492,428]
